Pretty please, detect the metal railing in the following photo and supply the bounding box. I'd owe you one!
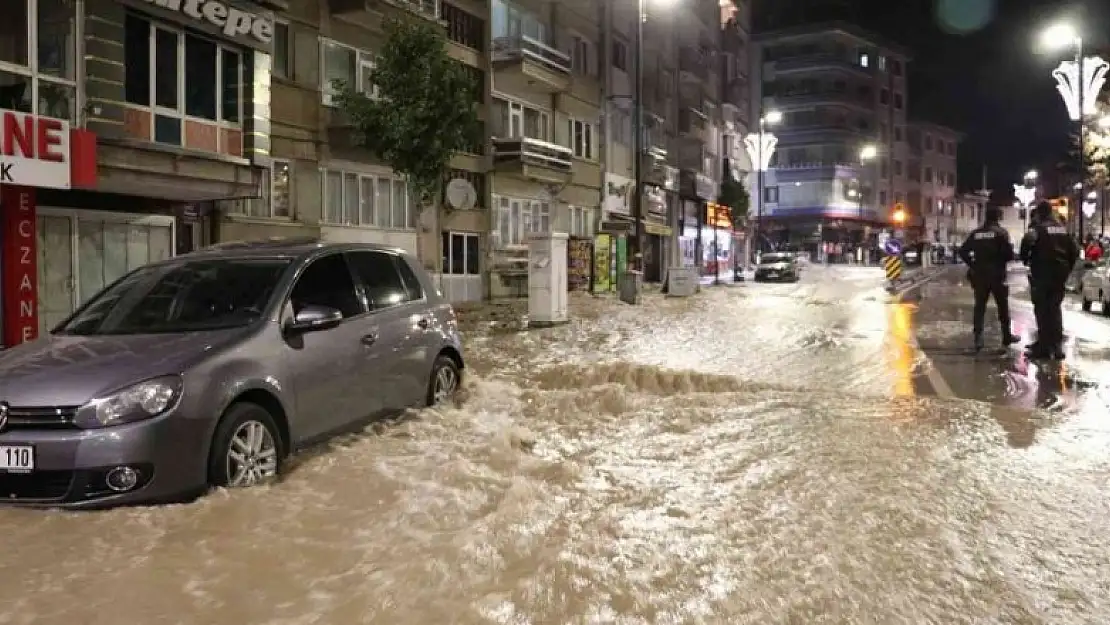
[491,136,573,172]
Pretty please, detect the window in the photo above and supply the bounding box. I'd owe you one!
[878,56,887,71]
[893,93,903,110]
[880,161,888,177]
[123,14,243,148]
[924,135,933,150]
[568,206,594,237]
[273,21,291,79]
[289,254,364,319]
[494,98,549,141]
[879,190,888,207]
[947,141,956,155]
[924,167,933,183]
[0,0,77,120]
[570,35,592,76]
[231,159,293,218]
[894,126,903,142]
[491,0,549,44]
[443,2,485,51]
[321,168,418,230]
[321,39,377,105]
[764,186,778,203]
[858,52,869,68]
[879,89,889,105]
[892,59,903,76]
[493,195,551,247]
[568,118,595,159]
[894,160,903,176]
[346,251,411,310]
[609,107,630,144]
[441,232,480,275]
[394,256,425,301]
[612,39,628,72]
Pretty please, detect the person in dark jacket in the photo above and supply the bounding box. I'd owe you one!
[1019,201,1080,359]
[959,206,1020,351]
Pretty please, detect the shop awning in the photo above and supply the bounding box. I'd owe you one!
[95,138,265,202]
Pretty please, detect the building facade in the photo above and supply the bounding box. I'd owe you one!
[1,0,754,345]
[908,121,961,246]
[749,23,912,254]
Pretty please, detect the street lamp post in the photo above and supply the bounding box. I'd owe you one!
[1041,23,1109,237]
[629,0,676,274]
[743,111,780,262]
[857,144,878,262]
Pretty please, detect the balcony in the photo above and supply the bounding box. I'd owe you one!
[678,107,708,140]
[678,48,708,84]
[763,90,874,112]
[492,35,571,92]
[329,0,441,21]
[764,54,872,78]
[491,136,572,184]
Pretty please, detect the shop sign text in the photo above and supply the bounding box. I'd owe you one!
[142,0,274,43]
[1,186,39,346]
[0,109,71,189]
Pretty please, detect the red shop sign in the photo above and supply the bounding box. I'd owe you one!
[2,185,38,346]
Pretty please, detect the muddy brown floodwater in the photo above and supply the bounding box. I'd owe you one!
[1,271,1109,624]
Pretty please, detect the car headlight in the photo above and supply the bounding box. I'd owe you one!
[75,376,183,429]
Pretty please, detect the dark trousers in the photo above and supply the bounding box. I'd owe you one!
[1030,280,1066,347]
[972,278,1011,335]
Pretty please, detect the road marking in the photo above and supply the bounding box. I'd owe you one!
[889,267,956,398]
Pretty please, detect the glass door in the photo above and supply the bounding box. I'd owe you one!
[36,215,75,336]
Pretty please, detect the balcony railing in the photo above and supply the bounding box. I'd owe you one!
[492,35,571,76]
[678,48,708,82]
[764,91,874,110]
[766,54,872,76]
[492,136,572,173]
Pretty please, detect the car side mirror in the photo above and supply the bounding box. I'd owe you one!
[284,304,343,334]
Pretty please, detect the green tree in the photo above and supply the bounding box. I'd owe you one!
[335,17,482,210]
[717,176,750,225]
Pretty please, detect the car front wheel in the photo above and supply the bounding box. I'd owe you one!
[426,354,461,406]
[207,402,284,489]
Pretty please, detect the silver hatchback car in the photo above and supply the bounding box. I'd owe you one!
[0,240,464,508]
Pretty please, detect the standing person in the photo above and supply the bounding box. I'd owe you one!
[959,206,1020,351]
[1019,201,1080,359]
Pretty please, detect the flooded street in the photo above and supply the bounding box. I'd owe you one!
[3,265,1110,624]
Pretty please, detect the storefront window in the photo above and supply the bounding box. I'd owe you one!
[123,12,245,152]
[0,0,76,121]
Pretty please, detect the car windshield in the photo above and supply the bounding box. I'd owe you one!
[761,254,793,264]
[56,257,293,336]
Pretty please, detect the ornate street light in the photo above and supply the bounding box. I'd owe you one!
[1041,22,1108,235]
[743,112,780,257]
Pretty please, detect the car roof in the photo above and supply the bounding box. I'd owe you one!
[173,238,412,262]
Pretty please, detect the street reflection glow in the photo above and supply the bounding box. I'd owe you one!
[886,302,916,396]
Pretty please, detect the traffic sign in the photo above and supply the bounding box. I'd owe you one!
[883,255,903,281]
[883,238,903,255]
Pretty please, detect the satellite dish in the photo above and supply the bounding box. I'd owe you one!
[445,178,477,210]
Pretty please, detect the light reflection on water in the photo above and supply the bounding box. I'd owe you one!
[0,272,1108,624]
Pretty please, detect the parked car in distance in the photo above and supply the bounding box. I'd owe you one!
[1080,259,1110,315]
[754,252,800,282]
[0,240,464,508]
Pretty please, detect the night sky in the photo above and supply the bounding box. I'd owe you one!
[754,0,1110,201]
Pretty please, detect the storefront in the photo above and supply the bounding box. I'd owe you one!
[1,109,99,346]
[678,170,718,275]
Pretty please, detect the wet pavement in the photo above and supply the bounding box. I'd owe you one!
[3,264,1110,624]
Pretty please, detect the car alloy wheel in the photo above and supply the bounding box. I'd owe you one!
[226,420,279,487]
[208,402,284,489]
[427,355,461,406]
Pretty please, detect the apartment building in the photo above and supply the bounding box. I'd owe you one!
[908,122,962,246]
[749,23,912,253]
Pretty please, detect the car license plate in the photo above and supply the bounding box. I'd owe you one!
[0,445,34,471]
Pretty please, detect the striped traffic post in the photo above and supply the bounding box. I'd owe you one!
[883,254,903,284]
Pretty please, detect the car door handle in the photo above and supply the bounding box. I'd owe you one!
[416,318,429,330]
[360,333,378,346]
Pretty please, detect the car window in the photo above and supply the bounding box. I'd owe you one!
[58,258,292,336]
[288,254,363,318]
[393,255,425,301]
[346,251,410,310]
